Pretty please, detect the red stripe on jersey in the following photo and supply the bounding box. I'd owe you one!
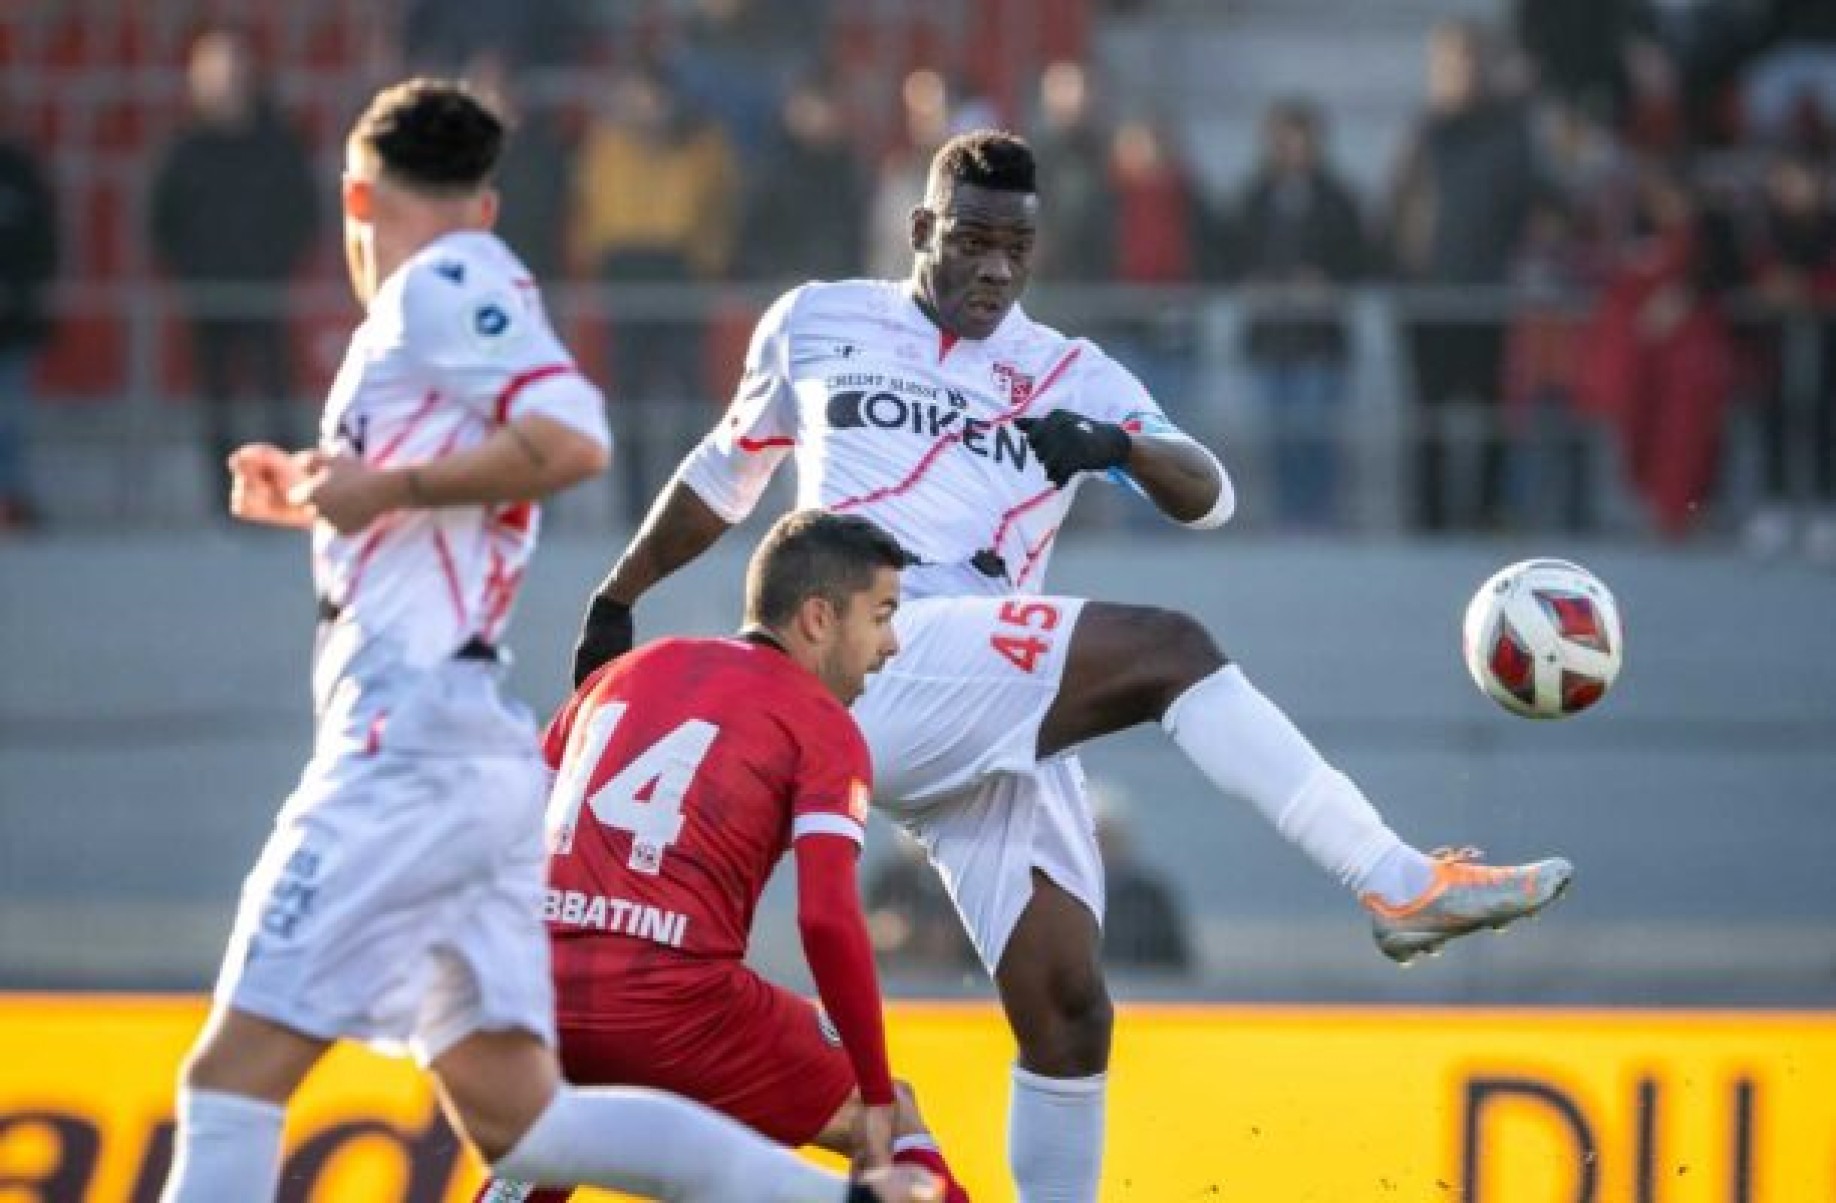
[373,391,442,466]
[340,518,398,605]
[937,330,960,361]
[494,363,576,425]
[987,486,1056,562]
[432,528,468,627]
[1014,522,1062,587]
[479,547,525,640]
[830,345,1082,515]
[737,435,794,452]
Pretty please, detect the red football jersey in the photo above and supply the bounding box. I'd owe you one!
[540,636,873,1000]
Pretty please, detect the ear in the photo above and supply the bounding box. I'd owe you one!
[342,174,374,224]
[795,594,836,644]
[909,205,934,254]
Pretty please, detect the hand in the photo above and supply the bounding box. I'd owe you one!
[228,443,312,526]
[1014,410,1132,488]
[288,452,403,535]
[573,593,635,686]
[850,1102,896,1175]
[852,1164,941,1203]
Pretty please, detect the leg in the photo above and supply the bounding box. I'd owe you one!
[994,872,1111,1203]
[466,960,944,1203]
[1036,601,1222,756]
[434,1025,868,1203]
[1042,603,1429,901]
[159,1008,330,1201]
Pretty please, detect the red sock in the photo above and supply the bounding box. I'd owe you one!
[894,1139,971,1203]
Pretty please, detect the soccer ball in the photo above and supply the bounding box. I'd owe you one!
[1461,559,1623,719]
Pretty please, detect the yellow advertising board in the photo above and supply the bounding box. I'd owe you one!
[1,996,1833,1202]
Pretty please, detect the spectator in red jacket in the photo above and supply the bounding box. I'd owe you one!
[1575,164,1741,538]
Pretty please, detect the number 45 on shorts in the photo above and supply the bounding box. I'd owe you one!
[989,598,1062,673]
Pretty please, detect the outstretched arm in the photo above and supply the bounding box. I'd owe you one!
[595,475,733,605]
[572,474,734,684]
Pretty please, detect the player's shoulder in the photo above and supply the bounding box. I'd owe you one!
[380,232,534,354]
[766,278,905,332]
[995,304,1102,363]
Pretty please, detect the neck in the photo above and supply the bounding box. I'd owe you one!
[740,626,788,655]
[741,624,827,683]
[376,220,469,288]
[907,283,958,338]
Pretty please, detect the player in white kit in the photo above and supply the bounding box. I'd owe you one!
[572,131,1575,1202]
[162,80,935,1203]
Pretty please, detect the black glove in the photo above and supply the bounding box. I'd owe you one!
[572,594,635,686]
[1014,410,1132,488]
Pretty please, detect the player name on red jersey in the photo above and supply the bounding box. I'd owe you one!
[543,889,689,949]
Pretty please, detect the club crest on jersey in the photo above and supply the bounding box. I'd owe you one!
[468,293,524,355]
[992,362,1035,408]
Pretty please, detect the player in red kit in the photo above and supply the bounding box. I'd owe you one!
[478,510,969,1203]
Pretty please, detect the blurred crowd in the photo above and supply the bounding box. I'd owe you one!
[2,0,1835,551]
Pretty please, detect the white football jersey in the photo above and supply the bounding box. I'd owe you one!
[311,231,608,706]
[681,280,1184,598]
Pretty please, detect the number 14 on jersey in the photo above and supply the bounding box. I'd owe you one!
[546,701,720,874]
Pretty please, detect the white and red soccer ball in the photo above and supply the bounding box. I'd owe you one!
[1462,559,1623,720]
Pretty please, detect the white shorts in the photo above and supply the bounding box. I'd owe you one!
[212,661,555,1064]
[853,594,1104,971]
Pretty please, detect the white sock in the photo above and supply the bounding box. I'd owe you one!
[159,1088,285,1203]
[1162,665,1432,901]
[1009,1066,1106,1203]
[494,1085,848,1203]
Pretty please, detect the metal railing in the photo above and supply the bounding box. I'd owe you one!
[24,280,1836,535]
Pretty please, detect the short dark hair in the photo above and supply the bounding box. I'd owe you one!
[926,129,1037,203]
[350,79,504,196]
[745,511,911,629]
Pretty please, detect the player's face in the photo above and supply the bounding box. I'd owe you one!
[819,566,902,705]
[911,182,1038,340]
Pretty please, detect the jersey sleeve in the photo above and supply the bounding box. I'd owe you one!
[787,698,873,848]
[1066,341,1181,438]
[396,258,611,447]
[677,287,802,523]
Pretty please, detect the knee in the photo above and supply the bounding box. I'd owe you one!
[1131,607,1226,715]
[1013,970,1114,1075]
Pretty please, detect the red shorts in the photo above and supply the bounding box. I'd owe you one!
[554,957,856,1147]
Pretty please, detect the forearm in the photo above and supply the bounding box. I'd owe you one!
[596,476,733,605]
[796,840,896,1106]
[388,415,607,509]
[1126,433,1233,526]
